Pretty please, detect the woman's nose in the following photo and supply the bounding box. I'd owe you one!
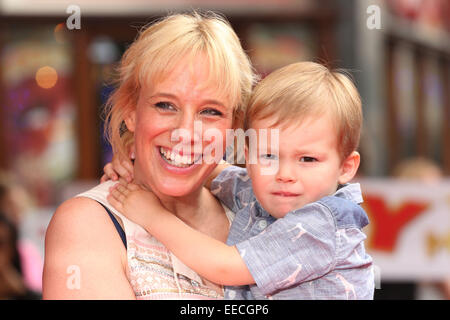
[171,112,201,148]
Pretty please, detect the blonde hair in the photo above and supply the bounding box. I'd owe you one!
[393,157,443,181]
[104,11,256,159]
[244,61,362,160]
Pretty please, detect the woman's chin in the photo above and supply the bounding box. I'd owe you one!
[154,183,200,198]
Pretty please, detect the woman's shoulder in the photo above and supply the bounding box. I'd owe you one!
[50,181,117,228]
[46,182,123,248]
[46,198,106,247]
[53,196,104,221]
[43,189,131,299]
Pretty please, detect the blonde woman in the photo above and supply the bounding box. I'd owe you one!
[43,11,256,299]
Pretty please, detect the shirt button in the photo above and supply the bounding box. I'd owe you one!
[228,290,236,299]
[258,220,267,230]
[191,280,199,287]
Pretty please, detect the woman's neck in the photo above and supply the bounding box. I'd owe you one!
[157,187,229,243]
[158,187,206,224]
[134,177,228,242]
[135,178,213,229]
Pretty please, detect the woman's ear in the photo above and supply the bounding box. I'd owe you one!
[338,151,360,184]
[124,110,136,133]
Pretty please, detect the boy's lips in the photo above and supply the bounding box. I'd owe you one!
[271,191,300,197]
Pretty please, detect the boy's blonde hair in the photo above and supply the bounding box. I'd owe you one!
[244,61,362,160]
[104,11,256,160]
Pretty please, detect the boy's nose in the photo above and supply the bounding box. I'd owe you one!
[275,164,297,183]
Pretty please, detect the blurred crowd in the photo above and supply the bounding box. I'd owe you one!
[0,172,41,299]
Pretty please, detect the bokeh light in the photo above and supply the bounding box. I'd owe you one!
[54,23,68,44]
[35,66,58,89]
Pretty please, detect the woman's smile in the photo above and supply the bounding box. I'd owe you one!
[159,146,202,167]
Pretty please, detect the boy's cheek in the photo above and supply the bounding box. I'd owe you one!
[246,162,257,180]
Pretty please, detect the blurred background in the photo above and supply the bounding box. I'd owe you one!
[0,0,448,300]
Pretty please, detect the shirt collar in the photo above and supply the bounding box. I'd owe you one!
[252,193,272,218]
[334,183,363,204]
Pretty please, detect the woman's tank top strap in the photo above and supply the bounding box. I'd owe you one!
[97,201,127,249]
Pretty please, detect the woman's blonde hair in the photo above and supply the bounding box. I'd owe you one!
[104,11,256,160]
[244,61,362,160]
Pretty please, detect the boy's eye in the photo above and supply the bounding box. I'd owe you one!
[299,156,317,163]
[155,101,176,111]
[260,154,278,160]
[200,108,223,116]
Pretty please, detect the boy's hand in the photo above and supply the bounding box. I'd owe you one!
[107,180,163,229]
[100,154,134,183]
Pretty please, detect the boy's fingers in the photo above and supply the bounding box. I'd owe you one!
[103,163,118,181]
[118,177,129,187]
[121,160,134,181]
[111,155,132,182]
[107,194,123,212]
[100,174,109,183]
[116,184,130,196]
[113,163,132,183]
[127,183,140,192]
[111,185,127,202]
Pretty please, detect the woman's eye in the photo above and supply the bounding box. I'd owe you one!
[200,108,223,116]
[155,101,176,111]
[300,157,317,163]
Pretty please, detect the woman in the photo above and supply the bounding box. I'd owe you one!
[43,11,255,299]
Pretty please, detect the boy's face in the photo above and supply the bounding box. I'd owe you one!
[246,114,359,219]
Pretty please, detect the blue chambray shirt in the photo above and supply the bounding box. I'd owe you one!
[211,166,375,300]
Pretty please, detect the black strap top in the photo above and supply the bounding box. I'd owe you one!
[97,201,127,249]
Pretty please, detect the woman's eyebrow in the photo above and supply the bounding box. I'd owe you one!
[150,93,226,108]
[202,99,226,108]
[149,92,178,100]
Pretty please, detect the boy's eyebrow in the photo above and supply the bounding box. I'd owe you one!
[285,145,323,154]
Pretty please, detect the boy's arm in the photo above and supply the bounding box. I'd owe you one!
[108,182,255,286]
[208,165,251,214]
[204,160,231,190]
[148,208,255,286]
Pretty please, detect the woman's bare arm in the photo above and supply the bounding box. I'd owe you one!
[43,197,135,299]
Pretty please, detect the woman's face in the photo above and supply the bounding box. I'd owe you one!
[125,56,234,198]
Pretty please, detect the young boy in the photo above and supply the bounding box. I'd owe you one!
[108,62,374,299]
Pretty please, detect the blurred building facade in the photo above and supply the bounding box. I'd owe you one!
[0,0,448,202]
[0,0,448,299]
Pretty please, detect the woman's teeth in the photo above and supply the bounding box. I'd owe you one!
[159,147,199,168]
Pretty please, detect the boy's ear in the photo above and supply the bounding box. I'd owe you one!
[338,151,360,184]
[124,110,136,133]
